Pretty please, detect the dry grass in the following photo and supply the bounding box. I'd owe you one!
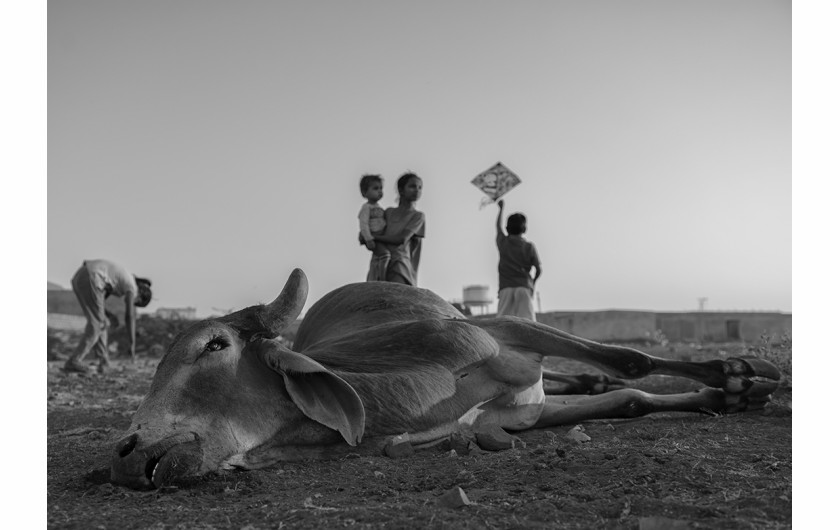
[48,321,792,529]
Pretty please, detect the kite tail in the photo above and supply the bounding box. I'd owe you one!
[479,195,497,209]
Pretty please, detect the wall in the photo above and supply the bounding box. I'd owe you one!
[537,311,658,342]
[655,312,792,343]
[47,290,131,325]
[480,309,791,343]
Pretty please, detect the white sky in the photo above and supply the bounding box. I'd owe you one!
[47,0,791,316]
[7,2,840,523]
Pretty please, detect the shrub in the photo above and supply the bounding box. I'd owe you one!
[742,332,792,390]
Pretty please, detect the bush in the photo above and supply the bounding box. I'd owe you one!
[741,332,792,390]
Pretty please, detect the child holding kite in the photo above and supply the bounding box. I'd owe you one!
[495,199,542,320]
[470,162,540,319]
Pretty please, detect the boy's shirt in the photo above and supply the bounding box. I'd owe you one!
[496,234,540,291]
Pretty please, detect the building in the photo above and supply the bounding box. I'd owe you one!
[536,310,791,343]
[654,311,791,343]
[154,307,197,320]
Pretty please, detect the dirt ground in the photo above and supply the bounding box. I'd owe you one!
[47,323,792,529]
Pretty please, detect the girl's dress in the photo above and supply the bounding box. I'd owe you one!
[376,207,425,286]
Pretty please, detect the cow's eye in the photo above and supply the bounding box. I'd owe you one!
[204,337,228,353]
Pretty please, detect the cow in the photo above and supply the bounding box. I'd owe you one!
[110,269,780,490]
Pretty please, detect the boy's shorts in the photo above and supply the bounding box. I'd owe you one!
[497,287,536,321]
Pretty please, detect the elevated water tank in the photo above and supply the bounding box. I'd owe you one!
[463,285,493,314]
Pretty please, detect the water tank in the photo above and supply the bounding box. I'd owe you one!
[463,285,493,305]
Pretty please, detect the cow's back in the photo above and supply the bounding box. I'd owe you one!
[293,282,463,350]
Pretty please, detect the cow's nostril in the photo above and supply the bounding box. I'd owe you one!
[118,434,138,458]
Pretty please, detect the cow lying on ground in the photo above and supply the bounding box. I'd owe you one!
[110,269,780,490]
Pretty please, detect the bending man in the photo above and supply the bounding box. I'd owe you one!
[63,259,152,374]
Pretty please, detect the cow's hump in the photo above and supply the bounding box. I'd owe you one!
[293,282,463,350]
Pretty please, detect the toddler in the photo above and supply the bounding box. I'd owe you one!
[358,174,390,281]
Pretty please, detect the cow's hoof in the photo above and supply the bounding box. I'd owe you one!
[722,391,774,413]
[383,433,414,459]
[723,357,781,395]
[474,425,525,451]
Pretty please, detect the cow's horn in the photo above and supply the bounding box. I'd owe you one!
[260,268,308,336]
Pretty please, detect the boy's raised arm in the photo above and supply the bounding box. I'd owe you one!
[496,199,505,237]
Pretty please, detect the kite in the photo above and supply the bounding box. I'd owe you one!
[471,162,521,207]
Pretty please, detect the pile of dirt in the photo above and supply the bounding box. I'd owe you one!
[48,315,196,362]
[48,315,298,363]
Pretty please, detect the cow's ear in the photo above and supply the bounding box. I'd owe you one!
[255,339,365,446]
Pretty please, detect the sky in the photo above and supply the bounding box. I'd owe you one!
[46,0,792,317]
[12,1,840,520]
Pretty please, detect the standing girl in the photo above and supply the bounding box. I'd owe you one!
[373,172,425,286]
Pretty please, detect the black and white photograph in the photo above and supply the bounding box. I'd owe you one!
[27,0,811,527]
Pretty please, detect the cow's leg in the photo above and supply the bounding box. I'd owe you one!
[542,369,626,395]
[475,319,780,394]
[534,387,772,428]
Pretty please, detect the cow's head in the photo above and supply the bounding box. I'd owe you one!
[110,269,365,490]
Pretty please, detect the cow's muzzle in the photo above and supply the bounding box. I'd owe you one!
[110,432,202,490]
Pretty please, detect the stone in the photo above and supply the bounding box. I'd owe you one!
[474,425,525,451]
[438,486,471,509]
[383,433,414,459]
[565,425,591,443]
